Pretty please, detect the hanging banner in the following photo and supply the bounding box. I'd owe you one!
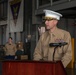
[7,0,23,32]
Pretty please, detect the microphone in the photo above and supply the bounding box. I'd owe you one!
[49,42,68,47]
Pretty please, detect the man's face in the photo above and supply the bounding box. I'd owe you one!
[45,19,58,30]
[8,38,12,44]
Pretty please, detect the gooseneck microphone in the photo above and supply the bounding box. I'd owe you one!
[49,42,68,61]
[49,42,68,47]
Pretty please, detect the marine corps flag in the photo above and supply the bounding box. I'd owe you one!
[7,0,23,32]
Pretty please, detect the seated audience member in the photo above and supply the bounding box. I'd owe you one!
[4,37,17,56]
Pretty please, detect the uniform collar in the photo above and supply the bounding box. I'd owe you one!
[8,42,13,45]
[48,27,59,36]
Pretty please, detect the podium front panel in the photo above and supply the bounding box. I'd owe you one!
[2,60,67,75]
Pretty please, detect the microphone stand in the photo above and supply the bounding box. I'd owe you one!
[52,46,59,75]
[53,46,58,61]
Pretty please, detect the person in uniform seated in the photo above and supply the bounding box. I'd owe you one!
[15,41,24,55]
[33,9,72,68]
[4,37,17,59]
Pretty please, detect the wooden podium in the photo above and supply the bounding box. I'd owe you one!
[2,60,67,75]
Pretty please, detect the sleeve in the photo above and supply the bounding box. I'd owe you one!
[14,44,17,53]
[61,32,72,68]
[3,45,7,52]
[33,35,43,60]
